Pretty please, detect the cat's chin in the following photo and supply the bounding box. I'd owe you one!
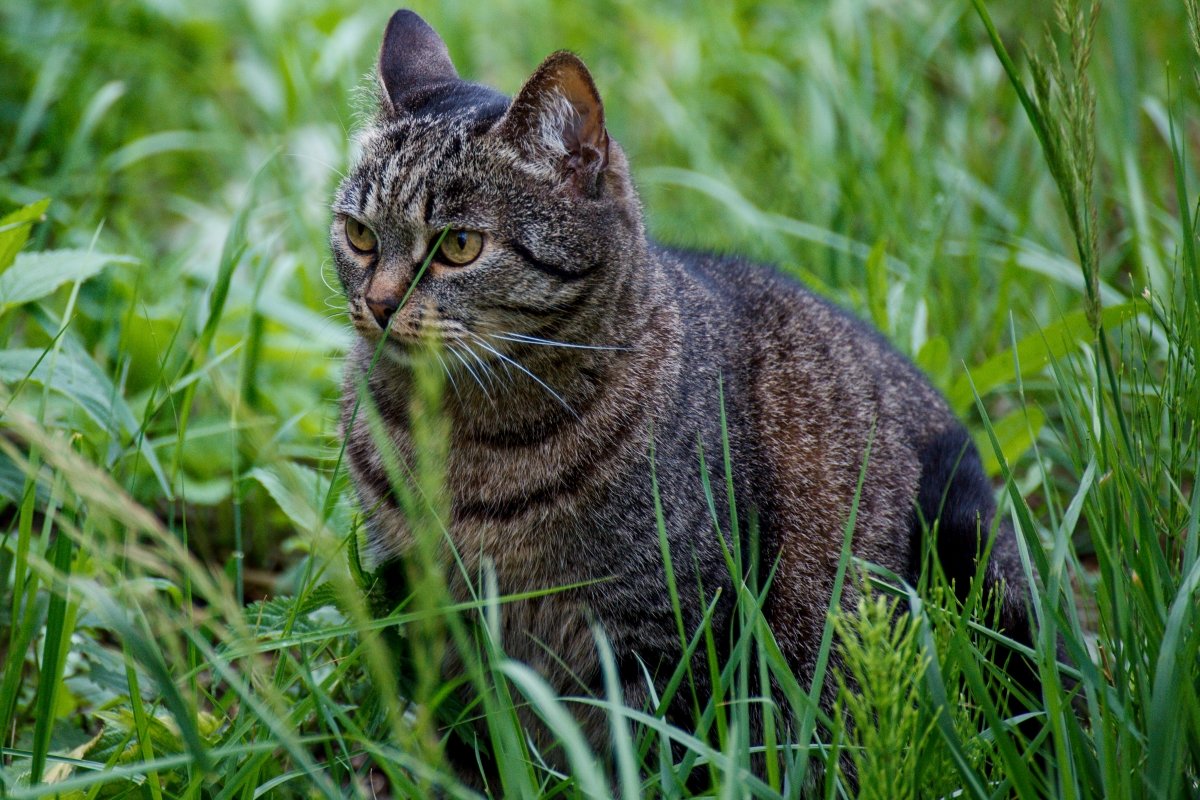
[353,335,416,368]
[351,317,415,343]
[353,329,446,364]
[380,345,414,368]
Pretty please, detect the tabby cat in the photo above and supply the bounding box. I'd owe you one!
[332,8,1033,784]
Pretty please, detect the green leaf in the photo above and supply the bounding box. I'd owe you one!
[0,249,136,312]
[23,306,173,498]
[915,335,951,390]
[0,348,136,436]
[948,302,1140,412]
[977,404,1046,476]
[501,660,612,800]
[1146,557,1200,796]
[30,530,76,783]
[241,584,341,639]
[0,198,51,275]
[865,237,890,333]
[67,632,158,710]
[0,348,170,496]
[103,130,216,173]
[247,462,347,536]
[0,448,50,507]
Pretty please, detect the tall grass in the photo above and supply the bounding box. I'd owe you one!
[0,0,1197,796]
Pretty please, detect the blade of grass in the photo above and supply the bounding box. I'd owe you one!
[28,525,75,785]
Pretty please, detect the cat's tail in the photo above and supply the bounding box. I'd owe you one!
[912,426,1041,701]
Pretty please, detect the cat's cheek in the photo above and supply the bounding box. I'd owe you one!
[331,252,371,297]
[346,299,381,338]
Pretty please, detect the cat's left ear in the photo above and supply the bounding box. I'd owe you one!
[495,51,610,195]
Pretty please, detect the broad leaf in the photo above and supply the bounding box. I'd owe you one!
[0,198,51,275]
[865,238,890,333]
[248,461,348,537]
[0,449,51,507]
[0,250,136,312]
[978,404,1046,476]
[0,348,170,496]
[915,335,952,391]
[949,302,1140,412]
[241,584,342,639]
[0,349,136,435]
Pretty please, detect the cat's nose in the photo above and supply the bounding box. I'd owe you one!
[366,297,399,329]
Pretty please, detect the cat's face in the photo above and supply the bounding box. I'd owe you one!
[331,11,643,357]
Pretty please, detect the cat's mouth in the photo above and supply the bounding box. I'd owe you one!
[358,320,440,348]
[350,299,478,348]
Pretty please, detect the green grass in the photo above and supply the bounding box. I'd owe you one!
[1,0,1198,796]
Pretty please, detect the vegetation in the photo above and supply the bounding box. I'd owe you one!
[1,0,1197,796]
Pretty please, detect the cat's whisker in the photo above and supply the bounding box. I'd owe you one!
[460,339,503,389]
[434,350,463,403]
[284,151,347,180]
[319,260,342,294]
[468,333,578,418]
[489,331,631,352]
[448,343,496,408]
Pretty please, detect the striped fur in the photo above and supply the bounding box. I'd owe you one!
[332,9,1034,783]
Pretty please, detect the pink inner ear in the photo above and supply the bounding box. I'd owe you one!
[548,65,609,188]
[496,51,611,191]
[555,69,605,152]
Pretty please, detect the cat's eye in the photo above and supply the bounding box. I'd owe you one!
[438,229,484,266]
[344,217,378,254]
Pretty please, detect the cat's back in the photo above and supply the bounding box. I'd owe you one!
[652,245,960,578]
[654,243,951,435]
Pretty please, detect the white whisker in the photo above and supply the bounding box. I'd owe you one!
[461,339,502,388]
[468,333,578,418]
[319,259,342,294]
[434,351,463,403]
[491,331,630,352]
[448,343,496,408]
[285,152,347,181]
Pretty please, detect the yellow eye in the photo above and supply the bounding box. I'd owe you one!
[438,229,484,266]
[345,217,377,254]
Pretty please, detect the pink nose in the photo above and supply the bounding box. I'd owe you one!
[366,297,398,328]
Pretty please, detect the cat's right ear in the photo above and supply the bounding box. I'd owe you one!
[377,10,459,115]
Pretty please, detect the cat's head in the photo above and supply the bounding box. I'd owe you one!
[331,10,644,353]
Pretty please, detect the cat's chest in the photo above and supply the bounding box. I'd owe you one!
[444,433,633,584]
[440,441,621,686]
[359,401,653,588]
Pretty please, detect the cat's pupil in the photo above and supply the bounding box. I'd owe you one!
[454,231,468,250]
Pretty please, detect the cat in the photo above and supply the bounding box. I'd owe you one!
[331,8,1034,787]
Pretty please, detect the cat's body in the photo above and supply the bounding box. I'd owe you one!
[334,9,1032,782]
